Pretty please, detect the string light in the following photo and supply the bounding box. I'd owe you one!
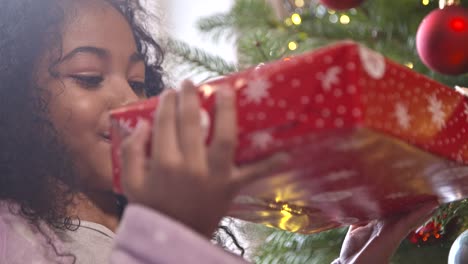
[422,0,430,5]
[284,17,293,26]
[340,15,351,24]
[200,84,215,97]
[316,6,327,17]
[278,209,294,231]
[288,41,298,50]
[405,62,414,69]
[439,0,461,9]
[295,0,304,7]
[291,13,302,25]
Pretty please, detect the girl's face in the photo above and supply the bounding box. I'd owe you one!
[37,0,146,191]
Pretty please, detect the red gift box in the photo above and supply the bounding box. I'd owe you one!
[110,41,468,234]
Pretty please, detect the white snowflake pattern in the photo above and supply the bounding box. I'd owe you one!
[323,170,357,182]
[317,66,342,91]
[427,94,446,129]
[385,192,409,200]
[456,152,464,163]
[309,190,353,203]
[455,85,468,97]
[249,131,274,150]
[394,102,412,130]
[333,138,369,151]
[118,119,135,135]
[358,45,386,79]
[464,102,468,122]
[242,77,272,104]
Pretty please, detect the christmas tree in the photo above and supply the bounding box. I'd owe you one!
[167,0,468,263]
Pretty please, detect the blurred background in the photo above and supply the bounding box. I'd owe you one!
[166,0,237,64]
[148,0,237,84]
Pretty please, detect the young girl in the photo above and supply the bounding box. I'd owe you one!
[0,0,438,263]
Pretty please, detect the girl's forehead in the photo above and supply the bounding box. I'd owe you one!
[64,0,123,27]
[60,0,136,56]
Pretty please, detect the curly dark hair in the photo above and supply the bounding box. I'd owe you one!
[0,0,165,230]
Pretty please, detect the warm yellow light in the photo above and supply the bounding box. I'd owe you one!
[284,17,293,26]
[288,41,298,51]
[278,210,293,230]
[200,85,214,97]
[422,0,430,5]
[295,0,304,7]
[291,13,302,25]
[282,204,292,212]
[259,211,271,217]
[405,62,414,69]
[340,15,351,24]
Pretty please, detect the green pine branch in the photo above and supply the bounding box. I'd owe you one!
[197,13,237,43]
[166,38,237,79]
[252,227,346,264]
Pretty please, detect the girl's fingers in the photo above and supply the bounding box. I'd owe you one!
[208,86,237,177]
[348,221,372,233]
[120,120,151,191]
[151,89,182,165]
[340,223,374,258]
[231,153,290,187]
[349,202,438,263]
[177,80,207,174]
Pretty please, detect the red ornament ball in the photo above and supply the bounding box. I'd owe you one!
[319,0,366,10]
[416,6,468,75]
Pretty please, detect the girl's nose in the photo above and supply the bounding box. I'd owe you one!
[109,78,142,109]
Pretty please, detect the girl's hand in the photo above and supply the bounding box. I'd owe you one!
[333,201,439,264]
[120,80,288,237]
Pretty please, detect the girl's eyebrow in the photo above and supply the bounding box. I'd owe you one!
[60,46,144,64]
[61,46,109,62]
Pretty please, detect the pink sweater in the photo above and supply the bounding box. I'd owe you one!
[0,202,247,263]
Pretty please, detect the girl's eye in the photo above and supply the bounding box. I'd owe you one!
[70,75,104,88]
[129,81,146,96]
